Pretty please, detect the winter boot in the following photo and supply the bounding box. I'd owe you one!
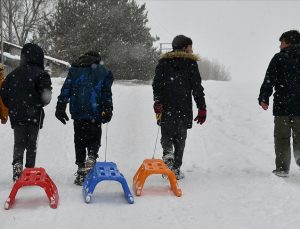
[272,169,289,178]
[74,167,87,186]
[13,162,23,182]
[85,156,96,174]
[172,167,185,180]
[162,153,174,170]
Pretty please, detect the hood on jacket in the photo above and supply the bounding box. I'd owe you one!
[281,44,300,56]
[20,43,44,69]
[160,51,200,62]
[72,51,101,68]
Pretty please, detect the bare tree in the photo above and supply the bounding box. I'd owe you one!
[2,0,21,42]
[2,0,54,45]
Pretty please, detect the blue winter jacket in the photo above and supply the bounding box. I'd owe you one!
[57,57,113,121]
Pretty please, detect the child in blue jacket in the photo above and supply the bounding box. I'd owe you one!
[55,51,113,185]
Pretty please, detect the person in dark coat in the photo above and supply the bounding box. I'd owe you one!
[152,35,206,179]
[0,43,52,181]
[258,30,300,177]
[55,51,113,185]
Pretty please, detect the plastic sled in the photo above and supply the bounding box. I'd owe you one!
[133,159,182,197]
[4,167,59,210]
[82,162,134,204]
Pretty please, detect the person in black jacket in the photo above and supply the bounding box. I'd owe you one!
[152,35,206,180]
[1,43,52,181]
[258,30,300,177]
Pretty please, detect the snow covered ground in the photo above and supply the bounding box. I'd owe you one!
[1,78,300,229]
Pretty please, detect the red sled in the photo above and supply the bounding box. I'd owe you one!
[4,167,59,210]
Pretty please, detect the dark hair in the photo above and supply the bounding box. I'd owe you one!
[82,51,101,64]
[279,30,300,45]
[172,35,193,50]
[84,51,101,59]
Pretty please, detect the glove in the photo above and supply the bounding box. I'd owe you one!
[153,101,163,114]
[101,109,112,124]
[194,108,206,124]
[55,102,69,124]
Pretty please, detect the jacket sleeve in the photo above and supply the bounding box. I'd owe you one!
[101,70,114,109]
[57,70,73,104]
[152,62,163,102]
[190,61,206,109]
[0,75,8,120]
[258,54,279,105]
[37,71,52,106]
[0,74,10,108]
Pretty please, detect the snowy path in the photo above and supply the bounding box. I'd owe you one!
[1,79,300,229]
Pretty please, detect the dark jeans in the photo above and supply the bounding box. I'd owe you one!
[12,124,39,168]
[160,121,187,169]
[74,120,102,168]
[274,116,300,172]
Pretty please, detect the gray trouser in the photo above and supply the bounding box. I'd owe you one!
[274,116,300,172]
[160,122,187,169]
[13,124,39,168]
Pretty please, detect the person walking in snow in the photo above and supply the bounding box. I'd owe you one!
[152,35,206,180]
[0,63,8,124]
[258,30,300,177]
[55,51,113,185]
[0,43,52,181]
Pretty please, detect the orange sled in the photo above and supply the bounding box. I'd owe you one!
[133,159,182,197]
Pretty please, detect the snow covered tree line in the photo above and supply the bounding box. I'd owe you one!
[198,58,231,81]
[1,0,230,81]
[37,0,159,81]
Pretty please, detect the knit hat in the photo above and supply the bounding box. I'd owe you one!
[83,51,101,63]
[72,51,101,67]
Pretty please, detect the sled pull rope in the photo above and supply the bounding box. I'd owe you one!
[152,113,162,159]
[35,111,43,153]
[104,123,108,162]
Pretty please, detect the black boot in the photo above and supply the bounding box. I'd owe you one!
[85,156,96,174]
[13,162,23,182]
[172,167,185,180]
[162,153,174,170]
[74,167,87,186]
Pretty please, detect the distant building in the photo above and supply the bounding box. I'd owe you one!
[2,41,70,77]
[159,43,172,53]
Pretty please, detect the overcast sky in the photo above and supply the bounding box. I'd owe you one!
[136,0,300,82]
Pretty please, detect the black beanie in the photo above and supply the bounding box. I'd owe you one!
[84,51,101,62]
[172,35,193,50]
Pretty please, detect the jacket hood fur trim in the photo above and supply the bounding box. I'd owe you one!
[160,51,200,61]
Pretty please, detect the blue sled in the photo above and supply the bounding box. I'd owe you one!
[82,162,134,204]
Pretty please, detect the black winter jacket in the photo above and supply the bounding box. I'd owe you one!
[259,44,300,116]
[152,51,206,129]
[0,43,52,128]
